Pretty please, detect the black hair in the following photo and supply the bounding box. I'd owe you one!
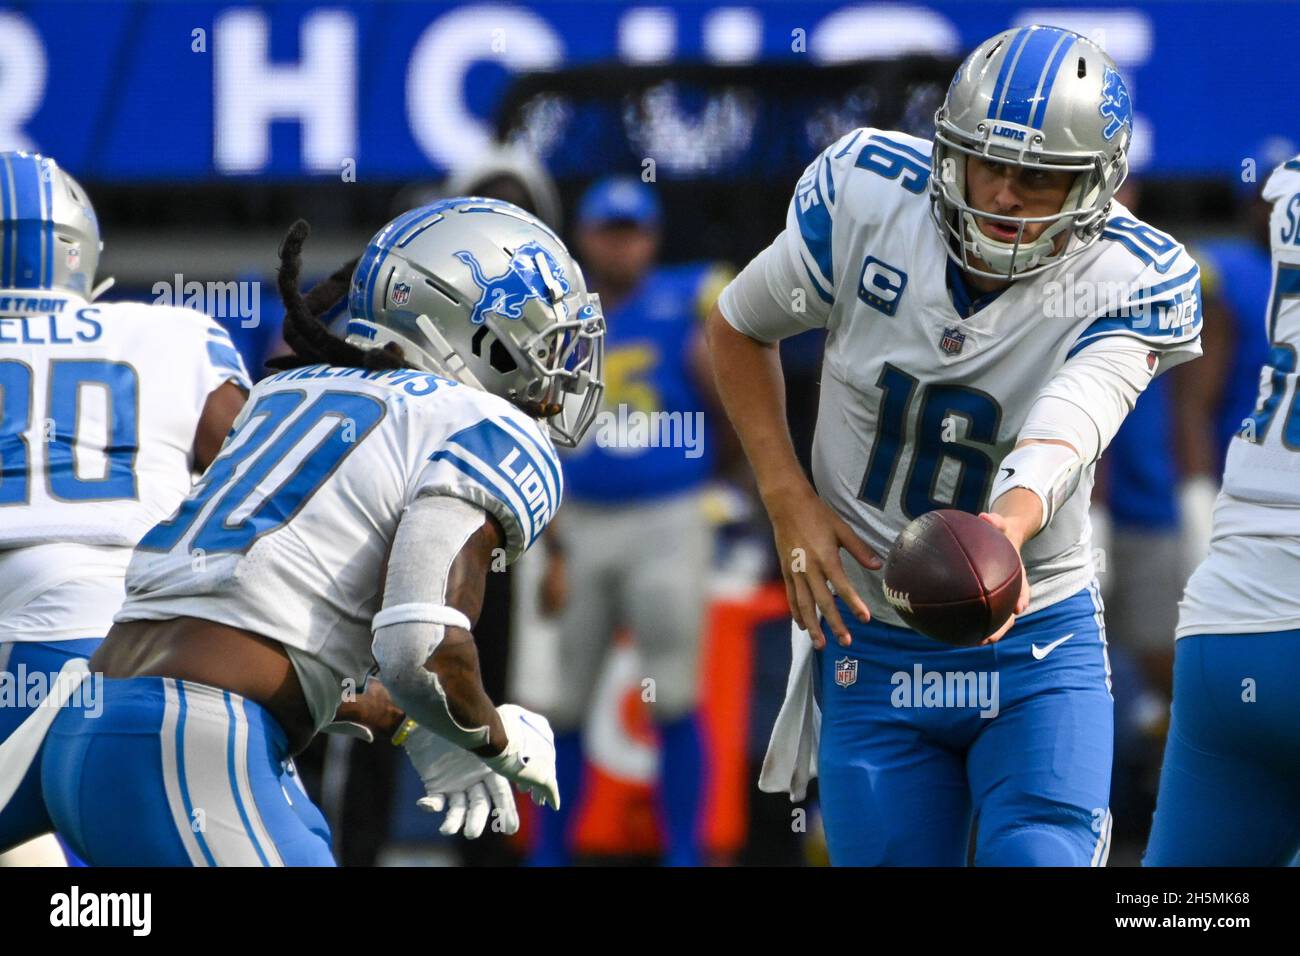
[265,219,410,373]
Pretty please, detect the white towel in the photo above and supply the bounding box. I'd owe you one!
[0,658,91,814]
[757,621,820,802]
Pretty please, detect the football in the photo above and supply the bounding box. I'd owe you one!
[882,509,1023,647]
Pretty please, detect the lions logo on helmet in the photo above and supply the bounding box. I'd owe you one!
[345,197,605,447]
[1098,67,1133,141]
[928,25,1133,280]
[456,240,572,325]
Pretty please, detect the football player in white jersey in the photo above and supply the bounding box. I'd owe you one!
[707,26,1202,865]
[1,199,605,865]
[0,152,251,857]
[1145,156,1300,866]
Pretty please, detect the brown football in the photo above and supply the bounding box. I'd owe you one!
[881,509,1022,647]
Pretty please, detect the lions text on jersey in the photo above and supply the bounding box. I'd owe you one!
[116,364,562,733]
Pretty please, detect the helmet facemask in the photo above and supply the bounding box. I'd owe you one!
[929,120,1128,281]
[484,297,606,448]
[344,197,607,448]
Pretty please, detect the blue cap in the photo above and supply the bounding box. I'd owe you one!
[576,177,662,229]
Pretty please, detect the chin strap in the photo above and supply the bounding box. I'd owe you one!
[89,276,116,301]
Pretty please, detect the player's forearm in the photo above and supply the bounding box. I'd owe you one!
[990,487,1043,550]
[705,304,810,507]
[427,631,508,756]
[372,496,508,753]
[990,438,1086,546]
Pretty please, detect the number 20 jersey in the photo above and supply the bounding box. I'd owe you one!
[718,128,1203,626]
[115,364,562,730]
[0,292,250,642]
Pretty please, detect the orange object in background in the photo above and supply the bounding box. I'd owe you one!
[568,583,790,859]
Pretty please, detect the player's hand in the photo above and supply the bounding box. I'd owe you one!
[482,704,561,810]
[976,511,1031,645]
[328,679,405,742]
[398,722,520,839]
[766,484,879,649]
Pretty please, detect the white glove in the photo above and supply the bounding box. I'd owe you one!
[482,704,561,810]
[396,721,520,839]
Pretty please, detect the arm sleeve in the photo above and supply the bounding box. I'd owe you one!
[1017,335,1159,463]
[370,493,494,750]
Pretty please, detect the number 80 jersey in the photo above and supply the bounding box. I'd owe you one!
[117,364,561,728]
[718,127,1203,625]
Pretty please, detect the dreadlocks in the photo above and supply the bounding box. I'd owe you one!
[265,219,410,373]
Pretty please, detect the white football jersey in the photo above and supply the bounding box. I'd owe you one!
[0,291,250,641]
[115,364,562,730]
[1178,156,1300,637]
[719,128,1202,625]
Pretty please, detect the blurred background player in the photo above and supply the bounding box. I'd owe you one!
[1145,153,1300,865]
[530,176,729,866]
[0,151,249,862]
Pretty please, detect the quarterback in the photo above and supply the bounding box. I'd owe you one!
[708,26,1202,865]
[0,151,250,857]
[0,199,605,865]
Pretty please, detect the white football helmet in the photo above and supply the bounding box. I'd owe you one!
[0,151,101,297]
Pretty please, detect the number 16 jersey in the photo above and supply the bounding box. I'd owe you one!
[718,128,1203,625]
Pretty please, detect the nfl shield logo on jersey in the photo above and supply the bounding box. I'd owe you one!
[834,656,858,688]
[940,326,966,355]
[390,282,411,306]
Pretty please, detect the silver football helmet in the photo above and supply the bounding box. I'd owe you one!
[0,151,101,296]
[346,197,605,447]
[929,26,1133,280]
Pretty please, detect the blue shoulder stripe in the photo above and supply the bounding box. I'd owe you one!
[207,341,249,378]
[428,448,530,543]
[497,415,562,504]
[804,263,834,304]
[1067,299,1204,359]
[794,160,834,291]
